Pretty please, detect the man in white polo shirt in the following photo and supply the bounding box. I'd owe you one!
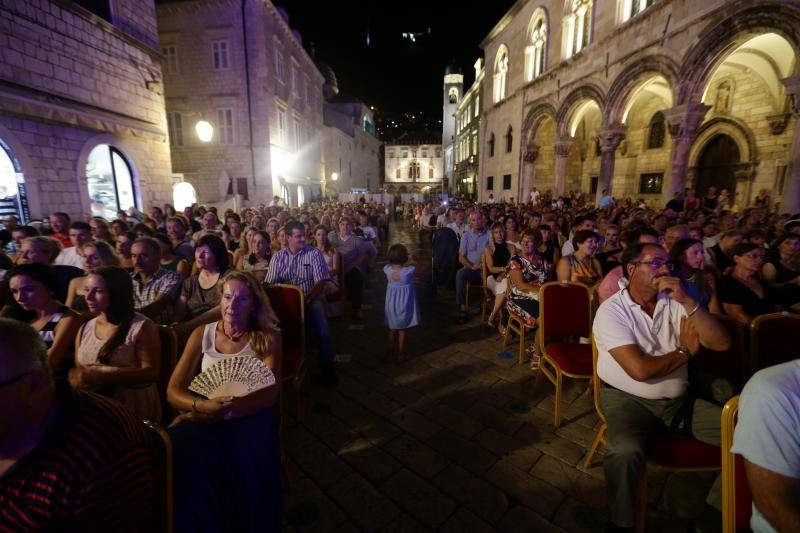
[593,242,731,531]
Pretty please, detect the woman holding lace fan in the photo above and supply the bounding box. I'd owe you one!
[167,270,283,532]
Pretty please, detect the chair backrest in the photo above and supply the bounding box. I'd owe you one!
[694,314,748,389]
[156,326,177,420]
[721,396,751,533]
[143,421,173,533]
[591,335,606,425]
[750,312,800,372]
[263,283,305,371]
[539,281,592,340]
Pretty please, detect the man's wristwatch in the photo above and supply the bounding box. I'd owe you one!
[676,346,692,361]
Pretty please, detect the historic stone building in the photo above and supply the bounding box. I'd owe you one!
[384,133,443,196]
[0,0,173,221]
[442,62,463,197]
[157,0,324,208]
[454,58,484,200]
[317,60,382,196]
[479,0,800,211]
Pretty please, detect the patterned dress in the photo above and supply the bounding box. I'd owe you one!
[506,254,548,326]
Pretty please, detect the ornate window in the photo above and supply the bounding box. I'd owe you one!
[647,112,665,149]
[488,133,495,157]
[564,0,592,58]
[449,87,459,104]
[505,126,513,153]
[493,46,509,103]
[408,161,421,181]
[525,16,547,82]
[621,0,658,23]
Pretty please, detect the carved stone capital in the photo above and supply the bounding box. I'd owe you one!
[767,112,791,135]
[524,144,540,163]
[596,124,627,153]
[782,76,800,116]
[664,103,711,140]
[554,138,573,157]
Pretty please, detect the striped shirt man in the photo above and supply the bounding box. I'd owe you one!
[264,245,330,297]
[0,381,160,530]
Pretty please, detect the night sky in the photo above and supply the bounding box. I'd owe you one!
[283,0,517,119]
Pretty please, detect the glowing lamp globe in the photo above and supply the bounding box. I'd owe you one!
[195,120,214,142]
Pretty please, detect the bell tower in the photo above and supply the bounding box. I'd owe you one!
[443,61,463,195]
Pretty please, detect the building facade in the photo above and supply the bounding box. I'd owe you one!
[157,0,325,208]
[0,0,173,221]
[442,63,463,196]
[317,61,382,196]
[479,0,800,211]
[384,134,443,196]
[454,59,484,201]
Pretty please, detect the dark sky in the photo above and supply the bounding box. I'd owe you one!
[283,0,517,117]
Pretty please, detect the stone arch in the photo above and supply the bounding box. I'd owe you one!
[677,1,800,105]
[522,101,557,147]
[76,133,143,217]
[555,83,605,137]
[0,121,41,220]
[604,55,679,125]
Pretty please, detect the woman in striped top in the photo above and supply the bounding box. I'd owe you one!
[3,263,82,375]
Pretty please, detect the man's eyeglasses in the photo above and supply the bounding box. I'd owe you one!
[635,259,674,271]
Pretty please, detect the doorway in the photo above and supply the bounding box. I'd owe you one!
[695,134,739,199]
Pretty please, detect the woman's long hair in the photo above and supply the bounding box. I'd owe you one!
[247,230,272,265]
[218,271,278,359]
[669,238,712,302]
[4,263,63,322]
[91,266,136,362]
[197,234,230,272]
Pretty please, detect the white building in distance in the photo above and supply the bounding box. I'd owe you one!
[384,133,443,196]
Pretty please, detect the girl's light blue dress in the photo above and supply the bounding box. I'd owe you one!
[384,264,419,329]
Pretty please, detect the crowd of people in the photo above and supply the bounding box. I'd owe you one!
[1,184,798,531]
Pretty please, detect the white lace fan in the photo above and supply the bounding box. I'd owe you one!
[189,356,276,399]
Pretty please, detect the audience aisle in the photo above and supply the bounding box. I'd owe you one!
[281,221,703,532]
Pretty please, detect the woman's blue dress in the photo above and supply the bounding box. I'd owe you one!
[384,264,419,329]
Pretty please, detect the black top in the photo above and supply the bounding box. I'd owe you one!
[597,248,622,275]
[766,259,799,284]
[490,242,511,278]
[717,275,777,318]
[538,244,556,265]
[710,244,734,272]
[703,196,718,210]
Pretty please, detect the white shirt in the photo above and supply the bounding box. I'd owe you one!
[593,286,689,399]
[530,190,540,203]
[446,221,467,239]
[54,246,84,269]
[561,239,575,257]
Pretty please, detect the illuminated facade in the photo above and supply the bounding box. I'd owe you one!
[157,0,325,207]
[453,59,484,201]
[384,134,443,195]
[442,62,463,196]
[479,0,800,211]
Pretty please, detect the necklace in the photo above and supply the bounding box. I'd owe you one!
[221,320,245,342]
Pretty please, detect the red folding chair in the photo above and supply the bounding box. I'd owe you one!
[263,283,307,400]
[143,421,173,533]
[538,281,593,427]
[749,311,800,372]
[721,396,751,533]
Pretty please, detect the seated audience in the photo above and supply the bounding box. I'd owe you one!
[597,224,622,275]
[597,227,660,303]
[54,221,92,269]
[73,266,161,422]
[47,212,72,249]
[4,263,82,374]
[506,228,549,364]
[130,237,182,325]
[762,233,800,286]
[455,211,490,324]
[718,242,781,325]
[167,271,282,532]
[484,222,515,329]
[154,232,190,279]
[593,243,730,530]
[18,236,83,301]
[330,216,373,320]
[732,359,800,533]
[115,230,136,270]
[167,216,195,263]
[66,240,121,314]
[0,319,160,530]
[239,230,271,279]
[556,229,602,286]
[708,229,744,273]
[669,238,721,314]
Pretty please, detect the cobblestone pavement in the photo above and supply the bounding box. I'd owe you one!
[281,221,710,532]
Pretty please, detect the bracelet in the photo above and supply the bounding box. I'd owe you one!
[687,302,700,317]
[192,398,197,412]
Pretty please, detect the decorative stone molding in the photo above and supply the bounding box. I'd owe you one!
[596,124,627,153]
[766,112,791,135]
[781,77,800,116]
[554,138,573,157]
[524,144,540,163]
[664,103,710,140]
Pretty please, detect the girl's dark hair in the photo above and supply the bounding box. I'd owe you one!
[727,242,760,260]
[504,215,518,231]
[91,266,136,362]
[521,228,542,246]
[312,225,334,254]
[248,230,272,265]
[669,238,711,299]
[387,243,409,265]
[197,234,229,272]
[5,263,63,322]
[573,229,599,246]
[153,232,173,248]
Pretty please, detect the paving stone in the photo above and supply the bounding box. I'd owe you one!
[327,473,401,530]
[382,469,457,529]
[377,512,428,533]
[384,384,424,406]
[389,408,441,441]
[428,429,499,476]
[474,428,543,471]
[289,440,353,489]
[283,477,348,532]
[439,508,497,533]
[486,458,565,520]
[432,463,509,524]
[497,506,568,533]
[358,418,403,447]
[426,403,484,439]
[384,433,450,479]
[530,455,607,508]
[439,389,479,412]
[555,420,599,449]
[469,400,527,436]
[516,423,585,466]
[552,496,607,532]
[337,438,402,484]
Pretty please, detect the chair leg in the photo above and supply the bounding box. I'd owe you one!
[635,463,648,533]
[553,368,563,428]
[583,423,606,469]
[502,317,511,348]
[519,325,526,365]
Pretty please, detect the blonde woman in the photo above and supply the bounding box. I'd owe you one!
[166,270,282,531]
[233,226,257,269]
[66,240,121,313]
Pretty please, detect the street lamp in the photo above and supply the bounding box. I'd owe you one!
[195,120,214,142]
[331,172,338,181]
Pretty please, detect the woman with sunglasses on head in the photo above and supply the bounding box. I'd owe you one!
[669,238,721,315]
[717,242,782,326]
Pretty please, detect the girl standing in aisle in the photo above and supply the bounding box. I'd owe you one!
[384,244,418,362]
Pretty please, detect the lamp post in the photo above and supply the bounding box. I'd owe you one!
[195,120,214,142]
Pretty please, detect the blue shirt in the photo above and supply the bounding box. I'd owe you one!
[732,360,800,533]
[459,228,490,266]
[264,245,331,298]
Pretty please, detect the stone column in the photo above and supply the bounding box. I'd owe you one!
[554,138,573,197]
[781,77,800,213]
[521,144,540,203]
[595,124,627,206]
[663,103,711,204]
